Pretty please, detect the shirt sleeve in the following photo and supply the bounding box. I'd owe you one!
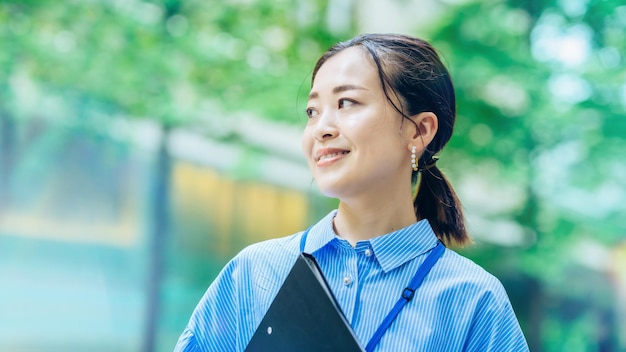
[172,232,312,351]
[173,258,243,352]
[173,327,201,352]
[463,288,530,352]
[173,239,298,352]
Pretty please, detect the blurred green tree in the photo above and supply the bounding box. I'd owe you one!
[1,0,624,350]
[425,0,625,350]
[0,0,347,350]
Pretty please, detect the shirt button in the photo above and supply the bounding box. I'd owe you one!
[343,276,353,286]
[364,248,372,257]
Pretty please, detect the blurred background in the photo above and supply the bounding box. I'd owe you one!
[0,0,625,351]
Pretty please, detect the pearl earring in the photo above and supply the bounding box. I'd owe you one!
[411,146,417,171]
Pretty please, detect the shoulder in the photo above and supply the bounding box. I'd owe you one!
[436,251,529,350]
[195,231,305,298]
[212,230,308,298]
[230,231,304,272]
[435,248,510,303]
[177,231,306,351]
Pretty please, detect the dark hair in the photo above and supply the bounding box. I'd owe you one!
[311,33,469,246]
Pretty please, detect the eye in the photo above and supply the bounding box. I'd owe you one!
[338,98,356,109]
[305,107,319,118]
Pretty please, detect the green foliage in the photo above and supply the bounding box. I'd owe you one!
[1,0,346,126]
[428,1,625,349]
[2,0,624,349]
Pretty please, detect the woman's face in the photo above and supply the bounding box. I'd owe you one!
[302,46,414,200]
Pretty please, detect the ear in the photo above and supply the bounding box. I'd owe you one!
[405,112,438,153]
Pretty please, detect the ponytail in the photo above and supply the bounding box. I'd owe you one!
[413,165,469,247]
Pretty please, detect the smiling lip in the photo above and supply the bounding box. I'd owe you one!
[315,148,350,167]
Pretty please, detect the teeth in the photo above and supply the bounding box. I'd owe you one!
[318,151,347,161]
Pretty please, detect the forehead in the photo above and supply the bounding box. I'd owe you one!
[310,46,379,94]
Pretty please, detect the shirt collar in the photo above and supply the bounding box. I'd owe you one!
[302,210,339,253]
[303,210,440,272]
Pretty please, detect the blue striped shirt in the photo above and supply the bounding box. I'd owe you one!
[174,210,529,351]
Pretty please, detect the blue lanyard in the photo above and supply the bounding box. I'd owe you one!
[299,227,445,352]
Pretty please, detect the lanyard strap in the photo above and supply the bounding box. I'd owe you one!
[299,227,310,252]
[299,228,445,352]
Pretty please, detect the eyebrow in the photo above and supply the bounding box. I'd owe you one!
[308,84,368,100]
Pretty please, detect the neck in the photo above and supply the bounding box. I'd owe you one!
[333,192,417,246]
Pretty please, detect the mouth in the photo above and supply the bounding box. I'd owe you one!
[315,149,350,161]
[315,150,350,162]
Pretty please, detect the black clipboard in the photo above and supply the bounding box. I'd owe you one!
[245,253,364,352]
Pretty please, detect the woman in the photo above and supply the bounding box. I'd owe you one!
[175,33,529,351]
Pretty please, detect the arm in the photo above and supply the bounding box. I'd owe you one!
[463,288,529,352]
[174,259,242,352]
[174,327,201,352]
[173,238,298,352]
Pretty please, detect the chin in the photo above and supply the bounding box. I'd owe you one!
[318,189,341,199]
[312,171,352,199]
[315,180,350,200]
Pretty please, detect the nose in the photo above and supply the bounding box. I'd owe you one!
[313,111,339,141]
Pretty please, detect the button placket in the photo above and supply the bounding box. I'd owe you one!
[334,247,359,322]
